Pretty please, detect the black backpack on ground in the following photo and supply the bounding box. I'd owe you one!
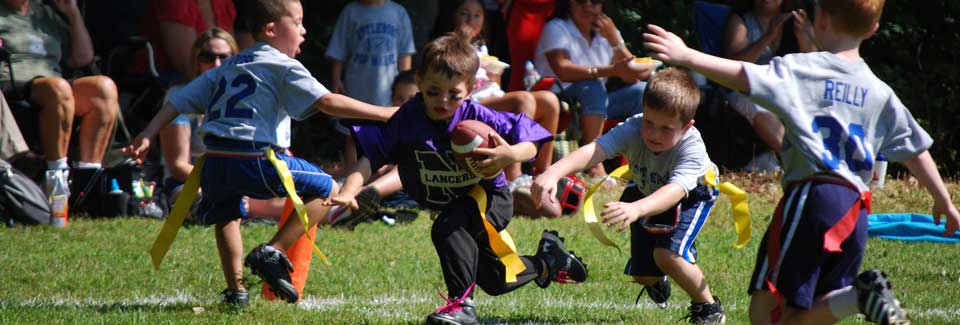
[0,159,50,226]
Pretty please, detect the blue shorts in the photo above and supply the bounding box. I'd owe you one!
[193,149,333,225]
[623,183,717,277]
[558,79,646,118]
[747,180,868,310]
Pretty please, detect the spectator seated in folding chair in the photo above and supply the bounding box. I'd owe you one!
[533,0,654,179]
[692,0,815,172]
[0,0,119,189]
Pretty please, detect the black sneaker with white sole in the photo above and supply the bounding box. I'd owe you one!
[682,296,725,324]
[329,187,381,229]
[533,230,588,288]
[636,276,671,308]
[244,244,298,303]
[221,288,249,307]
[855,269,910,325]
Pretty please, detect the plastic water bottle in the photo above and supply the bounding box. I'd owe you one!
[46,169,69,227]
[523,60,540,91]
[871,153,888,189]
[141,181,163,218]
[107,178,130,217]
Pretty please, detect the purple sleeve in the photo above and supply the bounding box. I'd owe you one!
[352,124,395,170]
[468,102,554,159]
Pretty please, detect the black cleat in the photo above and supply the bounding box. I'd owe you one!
[681,296,725,324]
[221,288,249,307]
[425,297,479,325]
[855,269,910,325]
[244,244,298,303]
[636,276,671,308]
[534,230,588,288]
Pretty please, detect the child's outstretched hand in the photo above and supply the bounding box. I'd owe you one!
[323,193,359,211]
[643,24,695,65]
[531,173,560,209]
[473,132,516,177]
[123,136,151,164]
[932,198,960,237]
[601,201,646,232]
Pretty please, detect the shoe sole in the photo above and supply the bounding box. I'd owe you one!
[244,247,299,304]
[425,314,479,325]
[857,269,910,325]
[537,230,589,285]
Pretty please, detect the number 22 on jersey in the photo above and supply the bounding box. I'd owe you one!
[207,74,257,120]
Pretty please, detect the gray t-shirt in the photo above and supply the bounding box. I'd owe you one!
[0,1,69,86]
[743,52,933,191]
[325,1,415,106]
[595,114,715,197]
[169,43,329,148]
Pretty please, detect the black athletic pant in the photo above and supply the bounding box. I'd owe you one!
[431,187,543,298]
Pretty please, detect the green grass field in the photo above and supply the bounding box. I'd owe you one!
[1,174,958,324]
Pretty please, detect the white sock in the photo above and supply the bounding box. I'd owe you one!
[825,286,858,319]
[47,158,68,170]
[75,161,102,169]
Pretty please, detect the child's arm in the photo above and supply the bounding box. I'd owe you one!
[531,142,608,208]
[643,24,750,93]
[398,54,412,72]
[602,183,686,232]
[123,102,180,163]
[329,59,346,94]
[324,156,373,210]
[313,93,398,122]
[472,132,537,177]
[902,151,960,236]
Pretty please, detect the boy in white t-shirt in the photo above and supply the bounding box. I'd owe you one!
[533,68,725,323]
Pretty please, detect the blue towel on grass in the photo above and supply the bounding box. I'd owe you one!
[867,213,959,244]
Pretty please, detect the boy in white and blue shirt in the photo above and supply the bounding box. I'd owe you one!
[127,0,396,307]
[644,0,959,323]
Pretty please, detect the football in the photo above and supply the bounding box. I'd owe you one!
[451,120,501,179]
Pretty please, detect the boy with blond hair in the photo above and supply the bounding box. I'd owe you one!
[127,0,396,306]
[533,68,726,323]
[644,0,959,323]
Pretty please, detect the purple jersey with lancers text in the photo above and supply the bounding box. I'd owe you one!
[353,94,552,210]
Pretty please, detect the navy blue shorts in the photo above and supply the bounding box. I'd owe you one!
[623,183,717,277]
[193,150,333,225]
[747,180,868,310]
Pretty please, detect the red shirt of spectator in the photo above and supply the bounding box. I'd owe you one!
[135,0,236,79]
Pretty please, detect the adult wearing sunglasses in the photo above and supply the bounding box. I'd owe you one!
[533,0,654,178]
[159,27,238,207]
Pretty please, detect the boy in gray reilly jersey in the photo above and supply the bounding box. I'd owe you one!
[532,68,726,323]
[644,0,959,324]
[126,0,398,307]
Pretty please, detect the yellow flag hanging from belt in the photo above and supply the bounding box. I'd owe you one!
[579,165,752,251]
[150,149,330,270]
[468,185,525,283]
[703,168,752,248]
[150,156,206,269]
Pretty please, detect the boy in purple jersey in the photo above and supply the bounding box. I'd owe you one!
[644,0,959,324]
[340,35,588,325]
[126,0,397,307]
